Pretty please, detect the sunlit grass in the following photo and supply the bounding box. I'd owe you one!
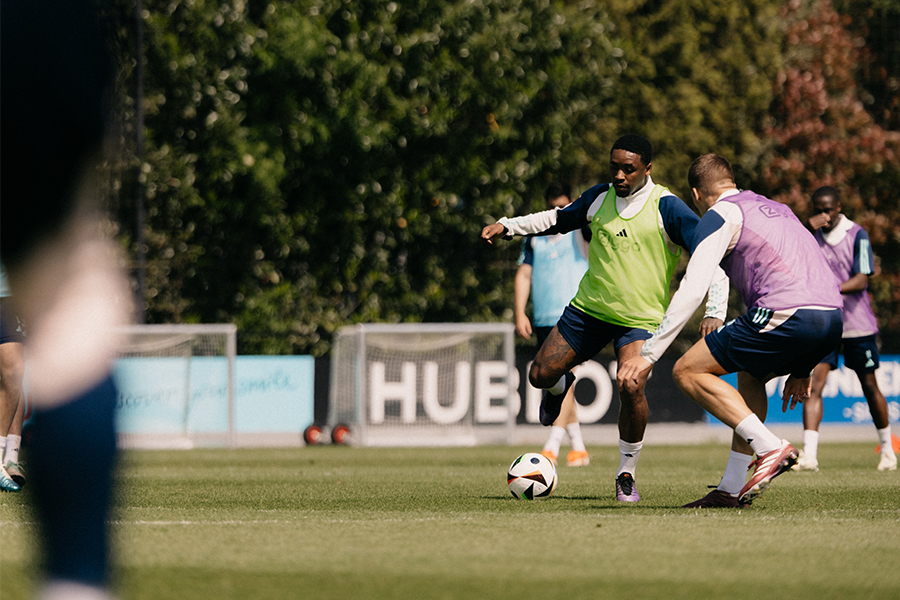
[1,443,897,599]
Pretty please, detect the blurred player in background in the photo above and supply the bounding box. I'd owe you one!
[619,154,843,507]
[514,182,590,467]
[2,1,134,598]
[0,262,28,492]
[794,186,897,472]
[483,134,728,502]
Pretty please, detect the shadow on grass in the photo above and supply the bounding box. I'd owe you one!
[481,493,686,509]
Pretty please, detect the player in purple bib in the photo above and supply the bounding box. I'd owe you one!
[794,186,897,472]
[619,154,843,507]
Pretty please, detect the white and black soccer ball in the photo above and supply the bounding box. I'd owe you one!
[507,452,557,500]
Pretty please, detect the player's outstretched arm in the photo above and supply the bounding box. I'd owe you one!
[481,223,507,244]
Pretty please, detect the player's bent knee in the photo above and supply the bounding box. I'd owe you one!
[0,361,25,388]
[671,358,692,391]
[529,363,556,390]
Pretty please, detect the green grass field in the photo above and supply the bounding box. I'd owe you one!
[1,443,898,599]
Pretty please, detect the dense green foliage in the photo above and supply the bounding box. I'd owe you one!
[2,444,898,599]
[108,0,633,354]
[757,0,900,350]
[101,0,900,355]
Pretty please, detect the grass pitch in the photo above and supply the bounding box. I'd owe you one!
[1,443,898,599]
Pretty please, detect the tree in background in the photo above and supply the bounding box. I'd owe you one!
[107,0,628,354]
[756,0,900,350]
[241,0,628,354]
[587,0,782,193]
[832,0,900,132]
[104,0,279,326]
[101,0,898,355]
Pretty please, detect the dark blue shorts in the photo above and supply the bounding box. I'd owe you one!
[0,298,26,345]
[820,334,880,374]
[704,307,842,380]
[557,304,652,360]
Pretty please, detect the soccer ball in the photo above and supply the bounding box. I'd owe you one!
[507,452,557,500]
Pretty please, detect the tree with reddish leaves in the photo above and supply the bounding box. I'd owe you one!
[757,0,900,350]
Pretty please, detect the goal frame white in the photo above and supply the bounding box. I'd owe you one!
[114,323,237,448]
[328,322,517,447]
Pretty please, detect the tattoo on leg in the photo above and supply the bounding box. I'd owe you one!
[536,331,578,374]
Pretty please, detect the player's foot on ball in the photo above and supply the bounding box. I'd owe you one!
[0,466,21,492]
[877,452,897,472]
[791,450,818,472]
[738,440,798,504]
[4,461,25,487]
[615,472,639,502]
[539,371,575,426]
[682,486,749,508]
[540,450,558,466]
[566,450,590,467]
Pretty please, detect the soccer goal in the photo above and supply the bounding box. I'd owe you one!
[328,323,517,446]
[114,324,237,449]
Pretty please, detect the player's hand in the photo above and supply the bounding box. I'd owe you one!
[781,374,811,412]
[515,315,532,340]
[481,223,506,244]
[808,213,830,231]
[617,355,653,391]
[698,317,723,337]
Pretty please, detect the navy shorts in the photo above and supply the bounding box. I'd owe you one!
[557,304,652,360]
[704,307,842,380]
[0,298,26,345]
[820,334,880,374]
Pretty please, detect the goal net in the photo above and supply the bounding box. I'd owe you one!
[329,323,517,446]
[113,324,237,449]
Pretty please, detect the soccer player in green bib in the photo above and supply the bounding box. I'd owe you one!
[482,134,727,501]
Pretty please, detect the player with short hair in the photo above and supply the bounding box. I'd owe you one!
[619,153,843,507]
[514,182,590,467]
[794,186,897,472]
[483,135,728,501]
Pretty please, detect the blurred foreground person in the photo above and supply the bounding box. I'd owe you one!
[1,1,134,598]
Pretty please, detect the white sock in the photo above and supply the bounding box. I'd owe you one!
[802,429,819,460]
[617,439,643,476]
[4,434,21,464]
[734,414,782,456]
[547,375,567,395]
[878,426,895,456]
[542,426,566,456]
[39,580,115,600]
[717,451,754,496]
[0,437,6,464]
[566,422,586,453]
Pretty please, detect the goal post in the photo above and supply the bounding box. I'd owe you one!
[328,323,517,446]
[113,324,237,449]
